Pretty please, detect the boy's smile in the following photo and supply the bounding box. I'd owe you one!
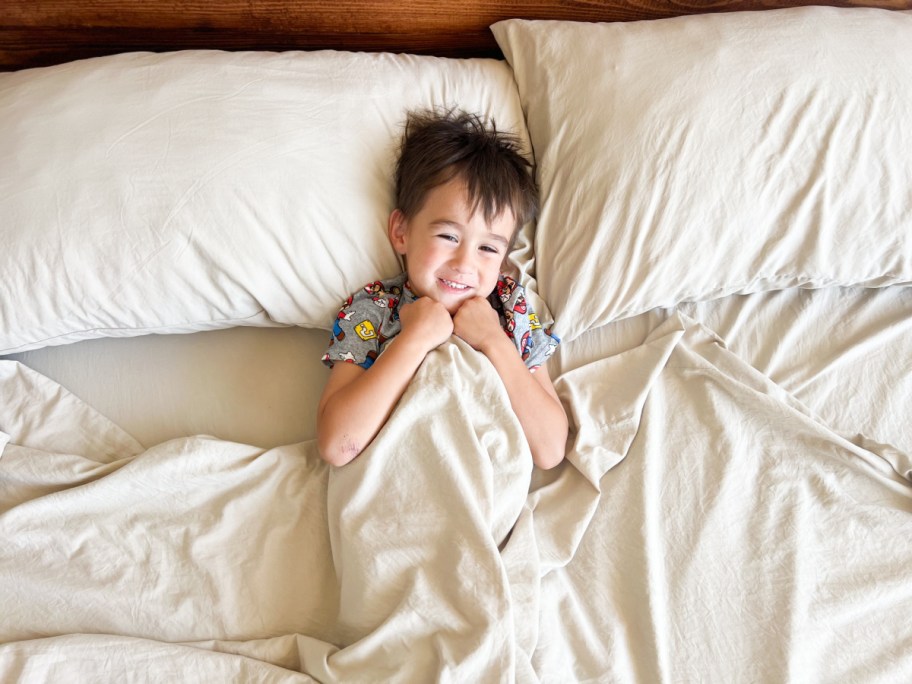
[388,178,516,315]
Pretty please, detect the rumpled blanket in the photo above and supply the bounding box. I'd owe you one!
[1,316,910,682]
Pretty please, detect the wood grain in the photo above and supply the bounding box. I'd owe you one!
[2,0,911,71]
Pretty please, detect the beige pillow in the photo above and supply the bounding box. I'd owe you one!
[0,50,530,353]
[493,8,912,340]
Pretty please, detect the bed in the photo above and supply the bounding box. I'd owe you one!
[1,1,911,681]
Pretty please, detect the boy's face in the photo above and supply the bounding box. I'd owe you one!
[388,178,515,315]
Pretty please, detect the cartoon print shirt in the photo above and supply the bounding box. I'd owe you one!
[321,272,560,372]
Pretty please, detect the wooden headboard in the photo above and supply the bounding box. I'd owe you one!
[3,0,911,71]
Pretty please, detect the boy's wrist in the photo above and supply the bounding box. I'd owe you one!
[478,330,515,360]
[394,327,444,359]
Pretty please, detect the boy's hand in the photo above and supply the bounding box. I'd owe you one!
[398,296,454,354]
[452,297,505,354]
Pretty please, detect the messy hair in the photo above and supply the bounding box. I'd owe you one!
[394,108,538,239]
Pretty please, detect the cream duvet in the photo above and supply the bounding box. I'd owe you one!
[2,315,909,682]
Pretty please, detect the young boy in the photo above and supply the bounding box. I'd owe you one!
[317,109,567,470]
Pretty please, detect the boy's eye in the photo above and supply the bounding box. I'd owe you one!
[437,234,458,243]
[480,245,500,254]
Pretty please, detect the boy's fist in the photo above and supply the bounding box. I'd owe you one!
[398,296,454,353]
[453,297,502,353]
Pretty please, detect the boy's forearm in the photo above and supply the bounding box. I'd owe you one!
[481,337,568,470]
[318,337,430,466]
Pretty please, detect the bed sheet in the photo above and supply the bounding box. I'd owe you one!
[555,285,912,458]
[2,286,910,457]
[2,311,910,682]
[537,313,912,682]
[0,326,330,450]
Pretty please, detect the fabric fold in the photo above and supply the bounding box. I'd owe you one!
[324,338,535,681]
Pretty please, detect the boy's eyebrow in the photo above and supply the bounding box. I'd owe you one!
[430,218,464,230]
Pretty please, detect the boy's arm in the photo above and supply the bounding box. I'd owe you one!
[453,297,568,470]
[317,297,452,467]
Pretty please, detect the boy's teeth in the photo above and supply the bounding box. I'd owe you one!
[442,279,467,290]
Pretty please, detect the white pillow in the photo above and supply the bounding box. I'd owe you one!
[493,8,912,341]
[0,50,530,353]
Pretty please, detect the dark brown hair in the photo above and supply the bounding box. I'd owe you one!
[394,108,538,239]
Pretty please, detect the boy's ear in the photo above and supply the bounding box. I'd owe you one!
[388,209,408,255]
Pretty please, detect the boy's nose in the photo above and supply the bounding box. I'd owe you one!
[450,246,473,273]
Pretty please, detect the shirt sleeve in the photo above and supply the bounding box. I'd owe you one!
[515,308,560,372]
[321,295,385,370]
[492,276,560,372]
